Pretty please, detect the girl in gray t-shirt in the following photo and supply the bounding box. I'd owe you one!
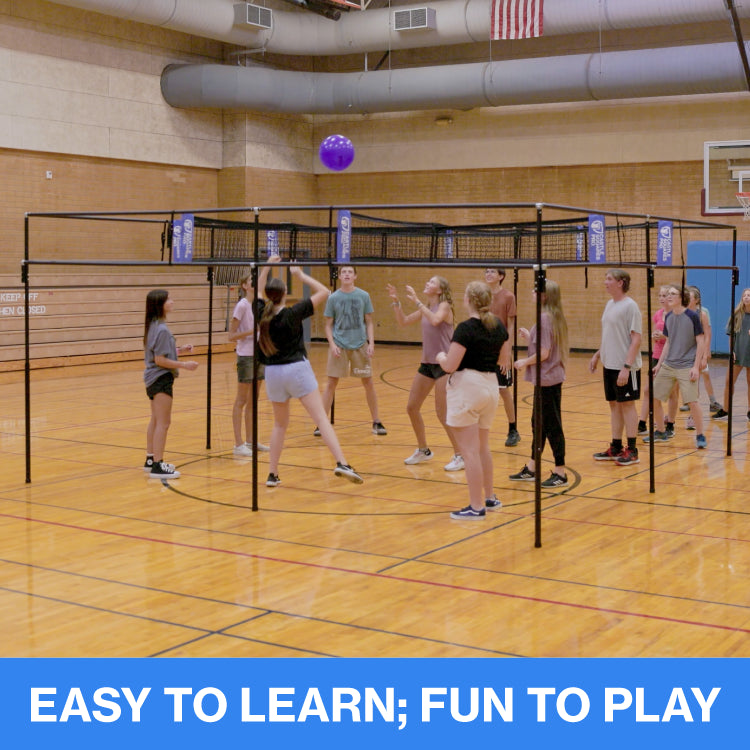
[142,289,198,479]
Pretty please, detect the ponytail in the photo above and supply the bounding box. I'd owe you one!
[465,281,497,330]
[258,277,286,357]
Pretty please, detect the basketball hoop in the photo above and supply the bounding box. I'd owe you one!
[737,192,750,220]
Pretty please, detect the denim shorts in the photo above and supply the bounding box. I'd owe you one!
[264,359,319,402]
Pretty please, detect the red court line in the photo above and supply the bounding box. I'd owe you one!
[3,510,749,636]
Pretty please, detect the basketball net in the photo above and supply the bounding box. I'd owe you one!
[737,192,750,221]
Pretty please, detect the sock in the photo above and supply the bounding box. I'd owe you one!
[665,421,674,430]
[509,422,517,432]
[627,437,637,451]
[612,439,623,451]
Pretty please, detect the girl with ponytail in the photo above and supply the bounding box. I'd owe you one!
[436,281,510,520]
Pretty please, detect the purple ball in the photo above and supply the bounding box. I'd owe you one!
[319,134,355,171]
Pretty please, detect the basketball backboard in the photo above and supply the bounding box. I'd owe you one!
[703,140,750,215]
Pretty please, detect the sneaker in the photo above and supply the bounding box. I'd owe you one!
[372,421,388,435]
[248,442,270,452]
[444,454,465,471]
[404,448,433,465]
[686,415,696,430]
[637,420,648,436]
[710,400,723,413]
[334,463,364,484]
[313,426,321,436]
[450,505,486,520]
[150,461,180,479]
[485,494,502,508]
[747,411,750,423]
[643,430,668,443]
[614,448,640,466]
[143,457,154,471]
[266,473,281,487]
[593,445,624,461]
[664,423,675,439]
[696,434,707,449]
[712,409,728,420]
[233,444,253,456]
[679,404,690,412]
[505,429,521,447]
[509,465,535,481]
[541,472,568,488]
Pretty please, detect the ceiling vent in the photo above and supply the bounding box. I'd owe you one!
[233,3,273,30]
[393,8,436,32]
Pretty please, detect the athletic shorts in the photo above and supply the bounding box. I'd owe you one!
[603,367,641,403]
[446,369,499,429]
[264,359,318,403]
[495,365,513,389]
[653,363,699,404]
[418,362,447,380]
[146,371,174,400]
[326,344,372,379]
[237,355,265,384]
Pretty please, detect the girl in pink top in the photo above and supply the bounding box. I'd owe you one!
[387,276,462,469]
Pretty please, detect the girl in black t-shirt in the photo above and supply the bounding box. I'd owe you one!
[257,263,363,487]
[437,281,509,520]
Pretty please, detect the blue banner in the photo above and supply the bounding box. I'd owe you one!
[171,214,194,263]
[266,230,279,258]
[1,658,747,749]
[657,220,673,265]
[588,214,606,263]
[337,210,351,263]
[444,229,454,259]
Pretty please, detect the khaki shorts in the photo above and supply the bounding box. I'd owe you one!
[326,344,372,378]
[446,369,499,429]
[653,363,699,404]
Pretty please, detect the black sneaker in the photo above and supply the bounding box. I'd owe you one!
[372,421,387,435]
[637,420,648,436]
[450,505,486,520]
[334,463,364,484]
[485,494,502,508]
[505,429,521,447]
[541,472,568,488]
[313,426,321,437]
[664,423,675,439]
[712,409,728,420]
[266,473,281,487]
[614,448,640,466]
[150,461,180,479]
[143,457,154,471]
[509,465,535,481]
[593,445,624,461]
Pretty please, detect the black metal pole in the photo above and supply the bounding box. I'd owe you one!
[23,215,31,483]
[252,208,261,512]
[534,204,543,549]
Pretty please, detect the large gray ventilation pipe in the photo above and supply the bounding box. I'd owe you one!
[161,42,749,114]
[48,0,750,55]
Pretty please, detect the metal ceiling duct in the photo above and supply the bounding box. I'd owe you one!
[161,42,749,114]
[48,0,750,55]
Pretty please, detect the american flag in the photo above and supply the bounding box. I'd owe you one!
[491,0,544,40]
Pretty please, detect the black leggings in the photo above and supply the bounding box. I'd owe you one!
[530,383,565,467]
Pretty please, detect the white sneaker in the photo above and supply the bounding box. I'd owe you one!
[233,444,252,456]
[404,448,433,465]
[247,442,270,452]
[444,454,465,471]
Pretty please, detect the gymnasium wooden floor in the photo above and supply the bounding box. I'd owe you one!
[1,345,749,658]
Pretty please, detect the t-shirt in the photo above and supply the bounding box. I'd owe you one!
[490,286,516,328]
[663,308,702,369]
[524,312,565,387]
[324,287,374,350]
[452,316,508,372]
[600,296,642,371]
[421,303,453,364]
[257,298,314,366]
[143,319,177,386]
[232,297,256,357]
[726,311,750,367]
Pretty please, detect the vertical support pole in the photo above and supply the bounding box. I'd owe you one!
[252,207,261,512]
[534,204,543,549]
[206,264,214,450]
[727,228,739,457]
[23,214,31,483]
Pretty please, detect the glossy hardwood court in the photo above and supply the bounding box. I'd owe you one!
[1,346,749,658]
